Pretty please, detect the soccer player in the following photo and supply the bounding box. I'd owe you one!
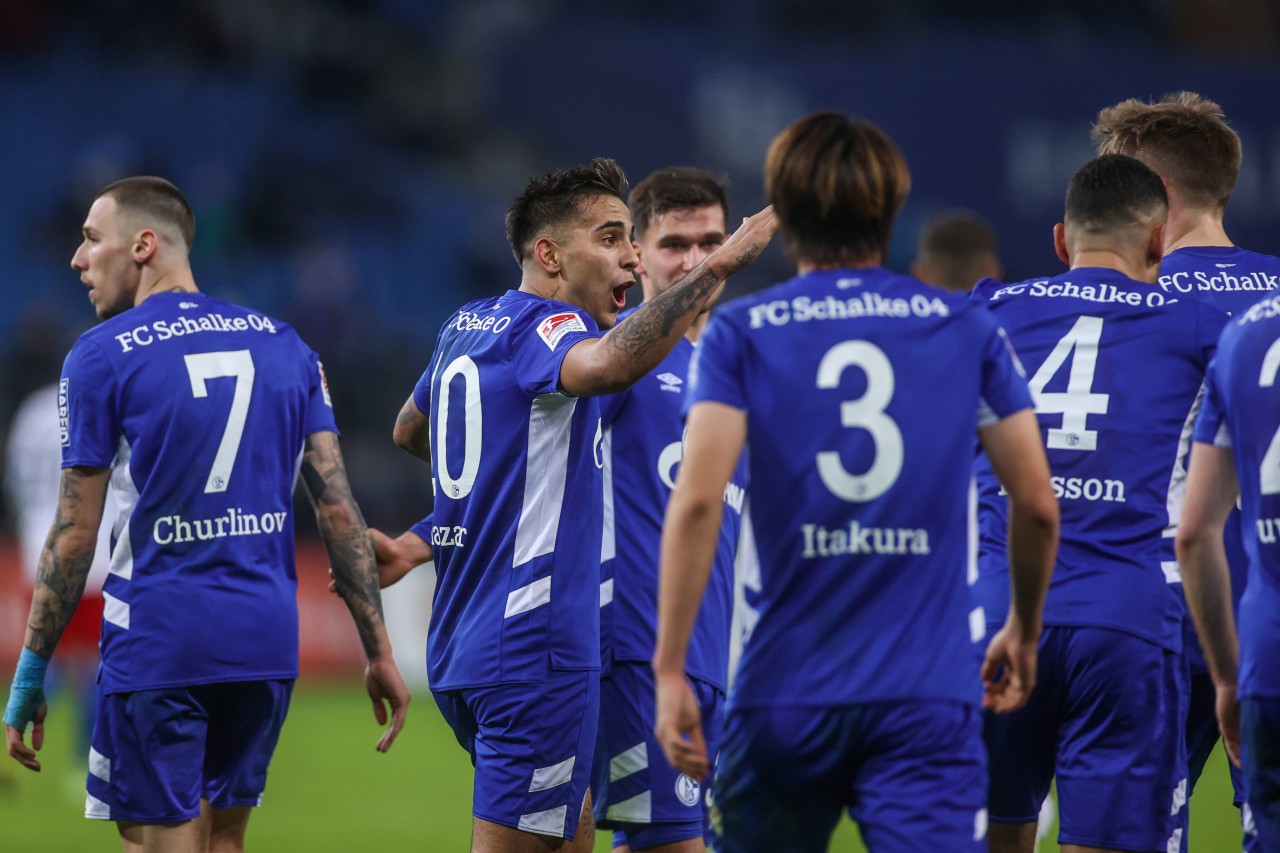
[390,159,776,853]
[653,111,1059,853]
[1094,92,1280,847]
[1177,290,1280,851]
[972,154,1228,853]
[909,209,1003,293]
[592,167,748,853]
[2,177,409,853]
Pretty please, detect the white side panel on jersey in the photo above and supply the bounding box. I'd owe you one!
[505,576,552,619]
[1165,384,1206,538]
[108,437,139,582]
[599,578,614,608]
[600,425,616,563]
[102,591,130,630]
[728,501,761,685]
[512,395,578,568]
[967,476,979,587]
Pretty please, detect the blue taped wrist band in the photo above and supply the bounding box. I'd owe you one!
[12,647,49,688]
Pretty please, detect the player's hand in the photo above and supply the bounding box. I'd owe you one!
[1216,681,1242,767]
[370,528,426,589]
[364,657,410,753]
[654,669,709,780]
[706,205,779,281]
[981,624,1038,714]
[4,700,48,772]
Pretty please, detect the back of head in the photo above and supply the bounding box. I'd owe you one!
[98,176,196,253]
[1091,92,1241,213]
[1064,154,1168,245]
[505,158,629,265]
[764,111,910,267]
[628,167,728,240]
[914,210,1000,292]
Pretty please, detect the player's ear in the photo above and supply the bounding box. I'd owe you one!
[1052,223,1070,266]
[533,236,561,274]
[633,241,646,277]
[132,228,160,265]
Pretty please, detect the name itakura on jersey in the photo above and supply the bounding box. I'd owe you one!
[800,521,932,558]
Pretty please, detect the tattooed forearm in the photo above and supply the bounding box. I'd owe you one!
[24,467,108,658]
[301,433,390,659]
[393,397,431,461]
[603,265,723,363]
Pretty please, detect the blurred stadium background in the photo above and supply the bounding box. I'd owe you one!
[1,0,1276,848]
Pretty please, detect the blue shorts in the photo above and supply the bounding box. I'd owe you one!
[434,669,599,841]
[985,626,1183,851]
[1242,697,1280,851]
[714,700,986,853]
[85,680,293,823]
[593,662,724,849]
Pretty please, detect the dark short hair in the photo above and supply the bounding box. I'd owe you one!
[1065,154,1168,234]
[628,167,728,240]
[98,176,196,251]
[915,210,999,291]
[505,158,629,265]
[764,111,910,267]
[1092,92,1241,212]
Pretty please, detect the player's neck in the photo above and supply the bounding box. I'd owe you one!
[1068,250,1155,283]
[1163,207,1232,254]
[134,268,199,307]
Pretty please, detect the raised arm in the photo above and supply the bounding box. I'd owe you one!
[5,465,109,771]
[1175,441,1242,765]
[300,431,409,751]
[559,206,777,397]
[977,408,1059,713]
[653,401,747,779]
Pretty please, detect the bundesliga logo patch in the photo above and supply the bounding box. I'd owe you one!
[318,361,333,407]
[537,312,587,350]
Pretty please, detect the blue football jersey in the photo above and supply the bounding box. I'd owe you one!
[1161,246,1280,660]
[59,292,336,692]
[599,322,748,692]
[1159,246,1280,317]
[972,268,1227,651]
[687,267,1032,708]
[1195,292,1280,699]
[415,290,605,690]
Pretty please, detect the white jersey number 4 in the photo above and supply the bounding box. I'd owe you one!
[1258,338,1280,494]
[1028,316,1109,452]
[185,350,256,494]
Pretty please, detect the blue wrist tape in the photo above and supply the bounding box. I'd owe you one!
[3,648,50,730]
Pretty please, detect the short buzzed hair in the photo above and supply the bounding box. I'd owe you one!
[1091,92,1241,212]
[98,176,196,251]
[914,210,999,291]
[628,167,728,241]
[765,111,910,267]
[505,159,629,265]
[1065,155,1167,236]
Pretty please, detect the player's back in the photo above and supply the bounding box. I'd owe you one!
[62,292,333,692]
[422,291,604,691]
[1159,245,1280,317]
[973,268,1226,651]
[1198,293,1280,699]
[695,267,1030,708]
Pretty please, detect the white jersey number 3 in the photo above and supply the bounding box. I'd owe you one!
[185,350,255,494]
[1028,316,1109,451]
[816,340,903,503]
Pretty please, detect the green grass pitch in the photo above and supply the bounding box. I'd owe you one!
[0,683,1246,851]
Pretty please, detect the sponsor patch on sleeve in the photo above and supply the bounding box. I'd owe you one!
[58,378,70,447]
[537,312,588,351]
[318,361,333,407]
